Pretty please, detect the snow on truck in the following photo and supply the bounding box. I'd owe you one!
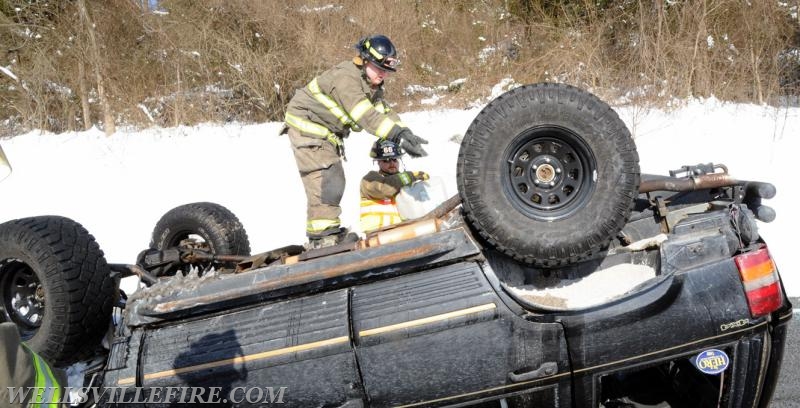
[0,83,792,407]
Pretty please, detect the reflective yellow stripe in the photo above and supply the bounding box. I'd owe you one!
[361,217,391,232]
[373,101,389,114]
[307,78,363,132]
[42,358,61,407]
[307,218,341,233]
[31,351,44,402]
[376,118,396,139]
[24,345,60,407]
[360,212,402,232]
[285,113,342,147]
[367,42,384,60]
[398,172,412,186]
[350,99,373,122]
[360,199,402,231]
[308,79,351,125]
[285,113,333,138]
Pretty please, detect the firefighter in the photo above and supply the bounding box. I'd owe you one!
[360,139,429,232]
[0,316,67,407]
[283,34,429,249]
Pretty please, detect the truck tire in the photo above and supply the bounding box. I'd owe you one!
[0,216,116,367]
[150,202,251,274]
[457,83,640,267]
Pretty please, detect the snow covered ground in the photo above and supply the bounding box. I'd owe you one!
[0,97,797,295]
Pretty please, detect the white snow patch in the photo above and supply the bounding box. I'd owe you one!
[508,263,658,309]
[228,62,243,73]
[138,103,155,123]
[0,66,18,82]
[478,45,497,63]
[490,77,519,99]
[298,4,343,13]
[420,94,442,105]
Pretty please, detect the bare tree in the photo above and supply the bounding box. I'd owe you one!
[77,0,115,135]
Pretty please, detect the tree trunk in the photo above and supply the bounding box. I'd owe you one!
[78,61,92,131]
[78,0,115,135]
[750,49,764,105]
[687,0,707,98]
[174,58,182,127]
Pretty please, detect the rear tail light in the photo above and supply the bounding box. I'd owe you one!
[734,246,783,317]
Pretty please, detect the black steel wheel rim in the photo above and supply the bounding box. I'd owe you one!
[502,126,596,221]
[0,260,44,338]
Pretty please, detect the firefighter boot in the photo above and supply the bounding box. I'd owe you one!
[306,227,359,250]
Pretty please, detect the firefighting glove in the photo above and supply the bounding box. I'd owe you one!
[397,171,429,186]
[410,171,429,182]
[390,129,429,158]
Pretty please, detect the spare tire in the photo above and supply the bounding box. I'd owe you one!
[0,216,116,367]
[457,83,640,267]
[150,202,251,275]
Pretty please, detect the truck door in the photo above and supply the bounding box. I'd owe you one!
[132,289,364,407]
[351,262,571,407]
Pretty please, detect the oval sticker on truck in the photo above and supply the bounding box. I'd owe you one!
[693,349,730,375]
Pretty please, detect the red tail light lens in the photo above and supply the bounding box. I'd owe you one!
[734,247,783,317]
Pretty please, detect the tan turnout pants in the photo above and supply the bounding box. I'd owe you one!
[287,127,345,237]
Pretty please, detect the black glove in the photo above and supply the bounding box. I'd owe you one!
[390,129,429,158]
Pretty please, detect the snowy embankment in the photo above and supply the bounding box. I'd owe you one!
[0,98,797,295]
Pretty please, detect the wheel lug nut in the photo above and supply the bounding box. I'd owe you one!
[556,168,561,174]
[549,181,556,187]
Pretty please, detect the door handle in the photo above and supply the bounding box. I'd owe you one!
[508,361,558,382]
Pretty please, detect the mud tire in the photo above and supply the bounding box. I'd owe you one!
[150,202,251,274]
[457,83,640,267]
[0,216,116,366]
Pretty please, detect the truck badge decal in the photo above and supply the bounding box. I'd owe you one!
[693,349,730,375]
[720,318,750,332]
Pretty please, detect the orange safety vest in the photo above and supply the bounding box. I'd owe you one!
[360,197,402,232]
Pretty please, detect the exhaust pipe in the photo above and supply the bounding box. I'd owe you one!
[639,173,741,193]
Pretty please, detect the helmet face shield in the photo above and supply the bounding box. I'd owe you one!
[378,57,400,72]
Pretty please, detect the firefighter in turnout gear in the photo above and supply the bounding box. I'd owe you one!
[0,316,67,407]
[283,34,429,249]
[360,140,429,232]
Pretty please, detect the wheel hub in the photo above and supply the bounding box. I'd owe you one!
[505,130,594,220]
[531,156,561,186]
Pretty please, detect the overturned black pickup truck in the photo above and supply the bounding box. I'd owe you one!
[0,83,792,407]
